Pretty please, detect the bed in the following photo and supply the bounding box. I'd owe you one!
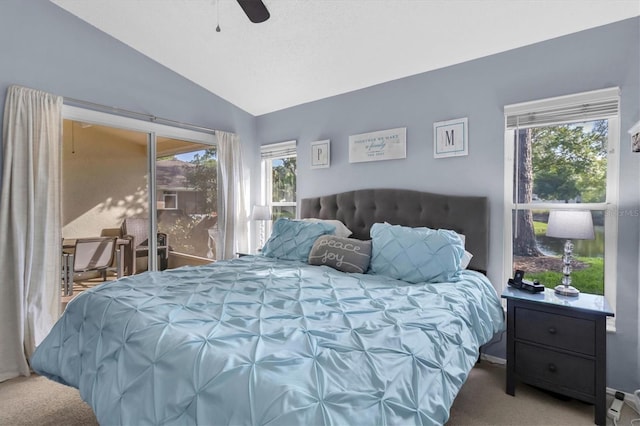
[31,188,504,425]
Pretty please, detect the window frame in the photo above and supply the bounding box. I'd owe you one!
[502,88,620,330]
[260,140,297,238]
[162,191,178,210]
[62,105,216,270]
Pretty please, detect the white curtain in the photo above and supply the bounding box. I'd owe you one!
[0,85,62,382]
[216,131,248,259]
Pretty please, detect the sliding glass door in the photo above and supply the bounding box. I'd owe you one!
[155,137,218,267]
[61,106,216,298]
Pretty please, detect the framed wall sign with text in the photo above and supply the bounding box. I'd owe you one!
[349,127,406,163]
[434,117,468,158]
[311,140,330,168]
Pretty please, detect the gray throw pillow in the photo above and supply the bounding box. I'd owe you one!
[308,235,372,273]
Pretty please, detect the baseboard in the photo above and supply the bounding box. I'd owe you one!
[606,387,640,415]
[606,387,634,401]
[479,353,506,365]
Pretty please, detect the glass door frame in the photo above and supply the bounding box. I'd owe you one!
[62,105,217,272]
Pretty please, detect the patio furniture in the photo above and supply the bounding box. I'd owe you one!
[62,237,117,296]
[120,218,169,274]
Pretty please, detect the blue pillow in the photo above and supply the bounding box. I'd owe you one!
[369,222,464,283]
[262,218,336,261]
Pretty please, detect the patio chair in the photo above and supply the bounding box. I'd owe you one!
[61,237,118,296]
[120,217,169,274]
[72,237,117,280]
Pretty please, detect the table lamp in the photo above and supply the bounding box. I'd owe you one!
[545,210,595,296]
[251,205,271,249]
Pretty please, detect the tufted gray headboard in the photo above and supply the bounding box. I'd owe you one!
[300,188,489,273]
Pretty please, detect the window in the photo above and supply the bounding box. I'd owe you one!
[162,191,178,209]
[504,88,619,325]
[260,140,297,237]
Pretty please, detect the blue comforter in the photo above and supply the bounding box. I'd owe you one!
[32,256,504,425]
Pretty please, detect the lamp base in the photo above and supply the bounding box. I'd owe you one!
[554,284,580,297]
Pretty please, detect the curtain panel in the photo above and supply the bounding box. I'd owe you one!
[0,85,62,382]
[216,131,248,259]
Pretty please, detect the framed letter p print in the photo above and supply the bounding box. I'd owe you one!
[434,117,468,158]
[311,140,330,169]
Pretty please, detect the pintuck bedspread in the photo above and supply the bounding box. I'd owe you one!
[31,255,504,426]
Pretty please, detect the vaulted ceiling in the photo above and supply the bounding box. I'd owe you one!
[52,0,640,116]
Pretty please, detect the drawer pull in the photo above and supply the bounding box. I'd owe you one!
[548,327,557,335]
[548,363,557,373]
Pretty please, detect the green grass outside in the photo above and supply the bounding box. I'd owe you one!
[526,257,604,295]
[526,220,604,295]
[532,220,547,235]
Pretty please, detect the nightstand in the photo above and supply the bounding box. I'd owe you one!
[502,287,614,426]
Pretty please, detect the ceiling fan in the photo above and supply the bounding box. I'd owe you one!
[236,0,270,23]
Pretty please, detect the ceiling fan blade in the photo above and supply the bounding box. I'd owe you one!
[236,0,270,23]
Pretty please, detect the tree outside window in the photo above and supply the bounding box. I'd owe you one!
[156,147,218,259]
[513,120,607,295]
[271,157,296,220]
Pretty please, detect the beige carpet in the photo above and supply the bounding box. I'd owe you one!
[0,362,636,425]
[0,374,98,426]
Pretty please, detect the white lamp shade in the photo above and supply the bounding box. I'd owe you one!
[546,210,595,240]
[251,205,271,221]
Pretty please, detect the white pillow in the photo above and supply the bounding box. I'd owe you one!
[300,218,353,238]
[453,232,473,269]
[460,250,474,269]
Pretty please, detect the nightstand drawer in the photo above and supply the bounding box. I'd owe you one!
[515,342,595,396]
[514,307,595,356]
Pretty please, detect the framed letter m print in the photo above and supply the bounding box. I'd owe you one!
[434,117,468,158]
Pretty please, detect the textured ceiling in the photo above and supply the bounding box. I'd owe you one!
[51,0,640,116]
